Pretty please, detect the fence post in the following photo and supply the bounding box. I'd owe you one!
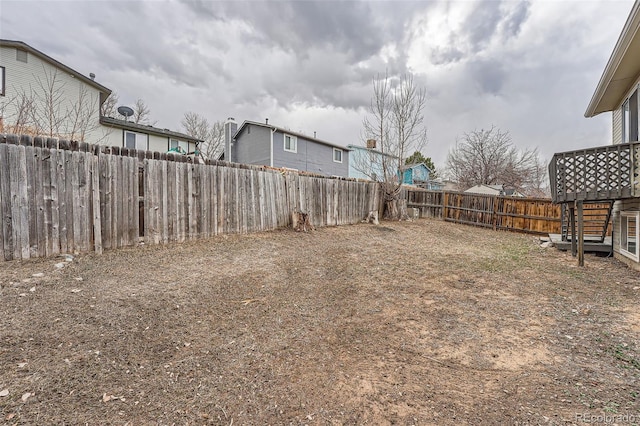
[577,200,584,266]
[443,191,449,221]
[492,196,498,231]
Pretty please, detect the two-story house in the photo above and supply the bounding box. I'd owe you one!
[549,1,640,270]
[223,119,350,177]
[0,39,110,143]
[0,39,200,154]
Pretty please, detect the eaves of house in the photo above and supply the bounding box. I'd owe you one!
[585,1,640,117]
[235,120,350,150]
[100,116,202,144]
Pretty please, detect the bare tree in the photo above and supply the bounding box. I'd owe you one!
[360,72,427,220]
[1,65,101,141]
[446,126,544,195]
[100,91,119,117]
[0,91,36,135]
[133,98,154,125]
[181,112,224,160]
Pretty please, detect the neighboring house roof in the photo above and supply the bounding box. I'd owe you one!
[404,161,432,173]
[235,120,350,150]
[464,184,502,195]
[346,144,398,159]
[464,184,524,197]
[100,116,202,143]
[585,1,640,117]
[0,39,112,97]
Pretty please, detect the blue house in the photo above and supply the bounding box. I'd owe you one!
[347,141,399,181]
[222,118,350,177]
[401,162,431,186]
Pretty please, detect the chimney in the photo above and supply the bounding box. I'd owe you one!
[224,117,237,162]
[89,72,96,80]
[265,118,269,125]
[314,131,317,138]
[366,139,377,149]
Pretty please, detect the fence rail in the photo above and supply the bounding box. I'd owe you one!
[3,132,619,262]
[407,189,612,236]
[0,134,379,261]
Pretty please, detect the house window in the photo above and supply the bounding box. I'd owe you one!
[284,134,297,153]
[0,66,4,96]
[623,99,629,143]
[622,89,639,143]
[169,139,189,154]
[333,148,343,163]
[16,49,27,63]
[620,211,639,262]
[124,131,148,150]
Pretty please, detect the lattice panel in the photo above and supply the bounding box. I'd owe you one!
[550,143,638,202]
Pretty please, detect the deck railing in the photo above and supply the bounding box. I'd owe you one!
[549,142,640,203]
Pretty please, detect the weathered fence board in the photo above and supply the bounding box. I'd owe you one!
[406,188,613,236]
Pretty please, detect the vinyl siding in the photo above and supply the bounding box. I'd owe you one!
[272,131,349,176]
[349,146,388,180]
[234,124,271,166]
[613,76,640,144]
[99,125,196,153]
[612,107,622,145]
[0,45,103,142]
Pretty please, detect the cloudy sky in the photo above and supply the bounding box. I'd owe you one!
[0,0,634,171]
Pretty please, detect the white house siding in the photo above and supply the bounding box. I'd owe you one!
[612,74,640,145]
[612,107,622,145]
[611,198,640,271]
[98,124,197,154]
[0,45,102,142]
[148,134,168,152]
[100,126,123,148]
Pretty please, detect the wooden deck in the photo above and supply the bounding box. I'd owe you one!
[549,234,612,254]
[549,142,640,203]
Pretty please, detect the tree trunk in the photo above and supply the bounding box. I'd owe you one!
[382,183,409,221]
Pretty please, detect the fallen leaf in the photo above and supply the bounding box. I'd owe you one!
[71,289,82,293]
[21,392,31,402]
[102,393,114,402]
[0,389,8,397]
[17,362,27,368]
[19,293,27,297]
[29,287,36,292]
[5,413,15,420]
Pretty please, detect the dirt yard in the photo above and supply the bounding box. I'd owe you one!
[1,219,639,425]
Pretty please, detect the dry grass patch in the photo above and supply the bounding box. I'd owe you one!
[0,219,638,425]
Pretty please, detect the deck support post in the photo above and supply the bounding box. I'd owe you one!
[577,200,584,267]
[570,206,577,257]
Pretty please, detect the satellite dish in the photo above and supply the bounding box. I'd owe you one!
[117,106,134,121]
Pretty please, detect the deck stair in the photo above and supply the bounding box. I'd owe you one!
[553,201,613,253]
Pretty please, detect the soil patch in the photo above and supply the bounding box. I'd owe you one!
[1,219,638,424]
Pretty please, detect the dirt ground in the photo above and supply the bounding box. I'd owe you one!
[0,219,639,425]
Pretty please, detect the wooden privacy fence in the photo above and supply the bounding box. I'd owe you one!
[407,189,589,236]
[0,134,380,261]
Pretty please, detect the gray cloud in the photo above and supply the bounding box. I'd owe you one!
[0,0,634,169]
